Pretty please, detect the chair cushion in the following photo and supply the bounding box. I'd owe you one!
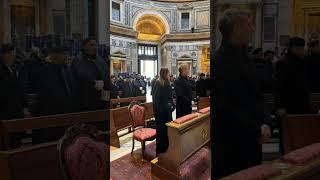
[64,136,107,180]
[282,143,320,165]
[133,128,156,141]
[173,113,199,124]
[130,104,146,127]
[221,164,282,180]
[199,107,210,114]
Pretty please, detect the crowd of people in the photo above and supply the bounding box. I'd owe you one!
[250,38,320,114]
[0,37,109,121]
[0,38,109,145]
[110,72,210,100]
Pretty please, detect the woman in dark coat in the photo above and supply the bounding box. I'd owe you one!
[152,68,175,155]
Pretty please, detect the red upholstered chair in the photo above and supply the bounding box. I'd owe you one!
[57,124,108,180]
[129,102,156,160]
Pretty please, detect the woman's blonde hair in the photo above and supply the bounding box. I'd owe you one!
[159,67,170,86]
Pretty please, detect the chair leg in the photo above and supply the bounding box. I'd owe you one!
[141,141,146,161]
[131,138,135,155]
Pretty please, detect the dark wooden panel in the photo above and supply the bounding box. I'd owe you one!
[282,114,320,154]
[0,142,61,180]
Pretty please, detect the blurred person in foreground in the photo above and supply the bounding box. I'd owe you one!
[213,9,272,179]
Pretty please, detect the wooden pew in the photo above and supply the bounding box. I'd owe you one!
[110,96,146,108]
[0,142,61,180]
[197,97,210,110]
[0,110,108,150]
[270,158,320,180]
[311,93,320,113]
[109,102,154,148]
[281,114,320,154]
[263,93,320,114]
[152,112,210,179]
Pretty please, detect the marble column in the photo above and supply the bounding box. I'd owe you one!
[197,45,202,73]
[0,0,3,44]
[70,0,83,38]
[254,2,262,48]
[2,0,11,43]
[96,0,108,45]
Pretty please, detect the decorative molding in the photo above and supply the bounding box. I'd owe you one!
[160,32,210,44]
[177,3,194,10]
[110,24,138,38]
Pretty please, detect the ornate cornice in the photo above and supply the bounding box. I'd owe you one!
[160,32,210,44]
[110,24,138,38]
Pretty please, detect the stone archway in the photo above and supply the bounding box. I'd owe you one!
[134,13,169,76]
[134,13,168,41]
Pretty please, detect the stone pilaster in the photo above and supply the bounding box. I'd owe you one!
[96,0,108,45]
[2,0,11,43]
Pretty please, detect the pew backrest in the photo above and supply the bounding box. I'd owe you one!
[281,114,320,154]
[0,110,108,150]
[0,142,61,180]
[198,97,210,110]
[110,96,146,108]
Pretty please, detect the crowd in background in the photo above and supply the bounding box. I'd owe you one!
[110,72,211,101]
[250,38,320,114]
[0,38,109,146]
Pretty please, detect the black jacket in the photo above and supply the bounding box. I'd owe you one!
[110,82,119,99]
[214,40,268,143]
[120,81,135,98]
[274,53,311,114]
[306,52,320,93]
[255,61,274,93]
[196,78,207,97]
[0,62,24,120]
[37,64,76,115]
[174,75,192,118]
[212,40,271,178]
[71,55,109,111]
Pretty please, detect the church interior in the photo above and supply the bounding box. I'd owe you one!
[0,0,320,180]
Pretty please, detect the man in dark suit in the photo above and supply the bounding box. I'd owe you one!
[0,44,25,148]
[110,75,119,99]
[33,46,77,144]
[119,76,135,106]
[133,74,146,96]
[71,38,109,111]
[306,40,320,93]
[0,44,24,120]
[213,9,272,179]
[196,73,207,97]
[174,65,192,118]
[274,37,310,115]
[37,46,76,116]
